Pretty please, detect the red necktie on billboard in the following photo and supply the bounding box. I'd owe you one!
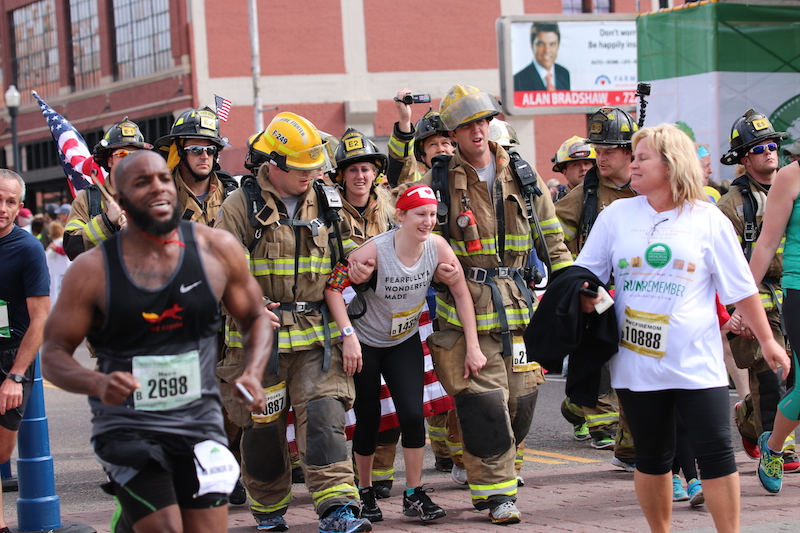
[546,72,555,91]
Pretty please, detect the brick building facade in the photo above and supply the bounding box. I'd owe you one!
[0,0,684,211]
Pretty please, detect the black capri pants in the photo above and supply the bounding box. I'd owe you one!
[617,387,737,479]
[352,332,426,455]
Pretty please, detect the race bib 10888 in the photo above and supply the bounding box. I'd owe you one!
[620,306,669,359]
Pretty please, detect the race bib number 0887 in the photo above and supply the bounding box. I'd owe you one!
[251,381,288,424]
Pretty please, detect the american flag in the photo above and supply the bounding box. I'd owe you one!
[33,91,107,198]
[215,95,232,122]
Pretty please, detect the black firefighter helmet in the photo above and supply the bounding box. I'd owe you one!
[93,118,153,171]
[720,109,787,166]
[585,107,638,149]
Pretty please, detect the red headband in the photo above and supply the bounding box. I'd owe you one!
[396,184,438,211]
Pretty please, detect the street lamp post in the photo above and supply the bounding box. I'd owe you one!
[5,85,20,172]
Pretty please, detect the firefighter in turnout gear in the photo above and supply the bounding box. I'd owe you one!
[555,108,637,467]
[551,135,596,202]
[717,109,798,469]
[216,112,371,533]
[64,118,153,259]
[386,88,455,187]
[155,107,236,227]
[555,107,639,257]
[422,84,572,524]
[334,128,394,244]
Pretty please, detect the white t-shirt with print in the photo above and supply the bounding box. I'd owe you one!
[575,196,757,392]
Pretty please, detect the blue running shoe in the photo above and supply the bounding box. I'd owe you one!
[672,475,688,501]
[758,431,784,494]
[319,504,372,533]
[687,478,704,507]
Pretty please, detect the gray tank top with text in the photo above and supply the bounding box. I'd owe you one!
[354,228,438,348]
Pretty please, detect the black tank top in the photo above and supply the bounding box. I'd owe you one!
[88,221,221,353]
[87,222,225,441]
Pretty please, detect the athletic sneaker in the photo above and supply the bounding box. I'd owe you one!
[488,501,522,525]
[687,478,704,507]
[451,464,468,485]
[318,504,372,533]
[783,452,800,473]
[611,456,635,472]
[672,474,688,501]
[516,475,525,487]
[434,456,454,472]
[573,422,591,441]
[402,486,446,521]
[372,479,391,499]
[358,487,383,522]
[757,431,784,494]
[590,436,615,449]
[255,514,288,532]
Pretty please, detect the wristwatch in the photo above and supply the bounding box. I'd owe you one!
[6,373,26,384]
[341,326,356,337]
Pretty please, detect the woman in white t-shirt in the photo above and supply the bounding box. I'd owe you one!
[576,123,789,533]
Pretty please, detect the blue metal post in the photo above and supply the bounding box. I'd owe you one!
[16,354,61,531]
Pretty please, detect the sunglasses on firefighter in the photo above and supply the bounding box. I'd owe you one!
[184,145,218,156]
[748,142,778,155]
[112,148,140,158]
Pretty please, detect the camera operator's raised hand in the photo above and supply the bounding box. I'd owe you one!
[394,88,414,134]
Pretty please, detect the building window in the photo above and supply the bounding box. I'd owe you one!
[135,113,175,144]
[563,0,583,14]
[563,0,613,12]
[593,0,612,13]
[24,128,103,172]
[113,0,172,80]
[69,0,101,91]
[12,0,60,97]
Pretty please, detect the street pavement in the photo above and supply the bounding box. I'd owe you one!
[4,345,799,532]
[34,450,800,533]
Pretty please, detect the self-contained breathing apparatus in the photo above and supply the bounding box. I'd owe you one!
[240,173,345,374]
[431,153,547,287]
[577,85,650,252]
[430,151,549,359]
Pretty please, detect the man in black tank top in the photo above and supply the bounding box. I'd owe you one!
[42,151,275,533]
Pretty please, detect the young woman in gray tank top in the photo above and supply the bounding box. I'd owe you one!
[325,184,486,522]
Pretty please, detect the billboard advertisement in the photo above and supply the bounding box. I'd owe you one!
[497,14,638,115]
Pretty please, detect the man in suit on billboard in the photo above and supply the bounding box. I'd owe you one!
[514,23,571,92]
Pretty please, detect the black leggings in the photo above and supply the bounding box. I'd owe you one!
[671,408,698,481]
[779,289,800,421]
[352,333,425,455]
[617,387,736,479]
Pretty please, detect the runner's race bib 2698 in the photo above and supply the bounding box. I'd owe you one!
[132,351,202,411]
